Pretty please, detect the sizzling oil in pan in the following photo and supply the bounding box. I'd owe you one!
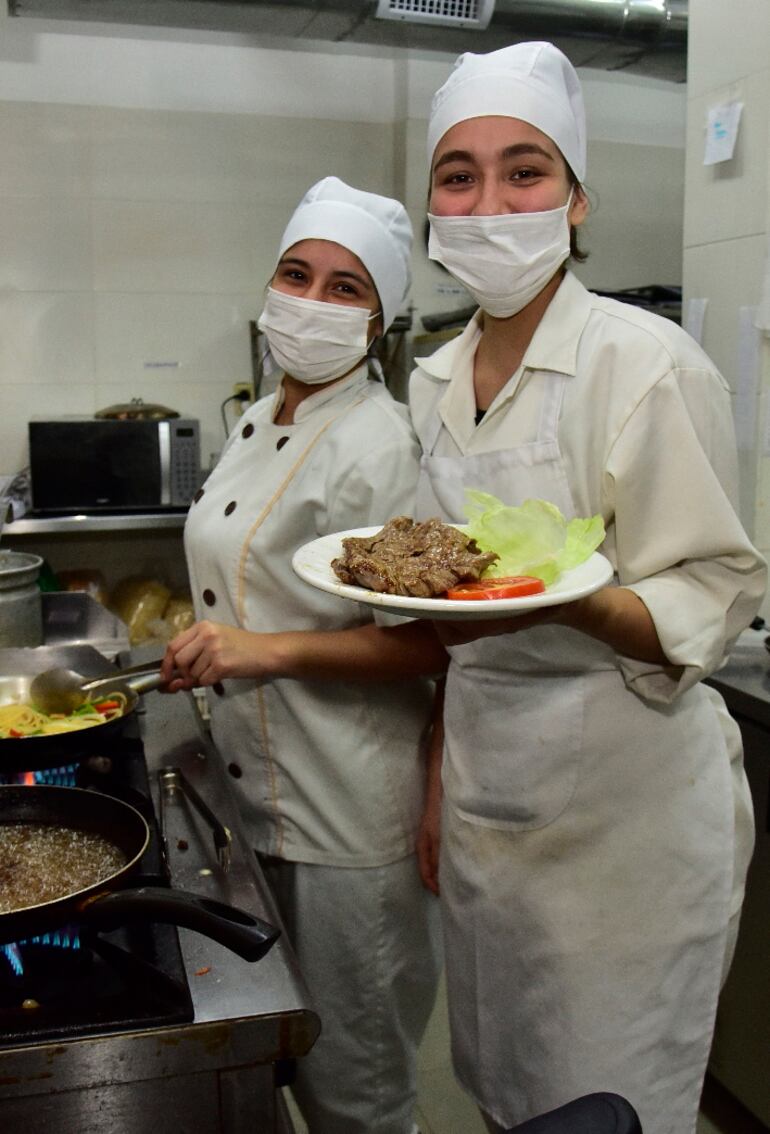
[0,823,126,913]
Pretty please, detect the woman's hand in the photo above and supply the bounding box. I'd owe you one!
[417,679,445,896]
[417,785,442,896]
[161,621,278,691]
[433,602,565,647]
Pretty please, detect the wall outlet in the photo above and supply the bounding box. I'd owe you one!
[233,382,254,399]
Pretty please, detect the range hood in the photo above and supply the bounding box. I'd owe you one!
[7,0,688,83]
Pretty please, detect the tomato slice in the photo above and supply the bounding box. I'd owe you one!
[445,576,546,601]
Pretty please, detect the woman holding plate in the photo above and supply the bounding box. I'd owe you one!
[407,41,766,1134]
[164,44,766,1134]
[162,177,442,1134]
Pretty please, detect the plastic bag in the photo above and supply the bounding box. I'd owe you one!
[109,576,171,645]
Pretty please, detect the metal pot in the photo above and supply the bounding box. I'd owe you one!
[0,552,43,650]
[95,398,179,420]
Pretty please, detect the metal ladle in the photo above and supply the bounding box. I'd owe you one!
[30,659,166,715]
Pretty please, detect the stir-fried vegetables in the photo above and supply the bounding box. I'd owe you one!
[0,694,129,739]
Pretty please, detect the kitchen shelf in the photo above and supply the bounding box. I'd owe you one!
[4,511,188,535]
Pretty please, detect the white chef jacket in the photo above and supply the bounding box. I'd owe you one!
[185,365,432,867]
[408,271,766,1132]
[411,270,765,704]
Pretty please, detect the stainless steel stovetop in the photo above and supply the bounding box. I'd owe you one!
[0,632,319,1133]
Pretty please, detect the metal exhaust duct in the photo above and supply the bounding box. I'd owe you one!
[7,0,688,82]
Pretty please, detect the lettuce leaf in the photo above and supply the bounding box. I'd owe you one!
[463,491,605,585]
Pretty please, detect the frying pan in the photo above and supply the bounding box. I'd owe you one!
[0,669,149,771]
[0,785,280,961]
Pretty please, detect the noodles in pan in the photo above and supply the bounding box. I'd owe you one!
[0,692,129,739]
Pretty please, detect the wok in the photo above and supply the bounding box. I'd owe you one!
[0,662,158,771]
[0,784,280,961]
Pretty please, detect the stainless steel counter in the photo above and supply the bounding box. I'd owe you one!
[141,681,318,1036]
[0,643,320,1133]
[707,632,770,730]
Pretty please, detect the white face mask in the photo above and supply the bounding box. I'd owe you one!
[427,193,573,319]
[257,287,379,386]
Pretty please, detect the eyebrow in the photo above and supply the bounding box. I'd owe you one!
[277,256,371,289]
[432,142,555,173]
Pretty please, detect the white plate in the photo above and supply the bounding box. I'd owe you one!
[292,527,614,620]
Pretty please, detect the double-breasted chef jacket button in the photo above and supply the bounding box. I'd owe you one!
[224,501,237,516]
[193,488,204,503]
[242,423,255,439]
[276,436,290,451]
[227,762,243,778]
[202,588,216,607]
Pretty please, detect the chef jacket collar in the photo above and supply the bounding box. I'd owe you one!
[416,272,591,385]
[271,362,370,424]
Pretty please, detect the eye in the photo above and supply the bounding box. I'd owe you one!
[275,265,307,285]
[435,169,474,188]
[330,281,369,302]
[508,163,550,184]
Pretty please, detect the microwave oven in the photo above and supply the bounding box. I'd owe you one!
[28,417,202,513]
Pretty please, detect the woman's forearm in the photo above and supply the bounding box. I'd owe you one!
[434,585,669,666]
[267,620,449,681]
[161,618,448,689]
[556,586,668,664]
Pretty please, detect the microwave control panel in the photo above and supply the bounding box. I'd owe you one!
[168,422,201,506]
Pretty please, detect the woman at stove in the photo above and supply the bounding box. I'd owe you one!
[162,177,442,1134]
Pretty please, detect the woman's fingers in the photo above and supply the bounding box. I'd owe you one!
[161,621,225,686]
[417,828,440,896]
[433,603,569,646]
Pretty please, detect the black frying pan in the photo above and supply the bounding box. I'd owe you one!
[0,785,279,961]
[0,673,141,771]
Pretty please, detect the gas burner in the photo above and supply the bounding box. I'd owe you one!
[0,765,79,788]
[0,723,193,1048]
[0,923,192,1046]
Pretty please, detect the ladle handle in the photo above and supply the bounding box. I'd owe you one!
[82,660,165,699]
[101,658,165,681]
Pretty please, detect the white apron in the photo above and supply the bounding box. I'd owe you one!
[414,370,738,1133]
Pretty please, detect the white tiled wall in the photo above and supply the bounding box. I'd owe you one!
[683,0,770,592]
[0,11,687,500]
[0,98,395,472]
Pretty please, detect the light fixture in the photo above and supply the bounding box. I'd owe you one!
[375,0,496,30]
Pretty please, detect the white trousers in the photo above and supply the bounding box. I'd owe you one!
[259,852,443,1134]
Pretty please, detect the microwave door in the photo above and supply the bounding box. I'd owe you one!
[29,421,162,511]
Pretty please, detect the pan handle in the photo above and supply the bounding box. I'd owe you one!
[81,886,280,962]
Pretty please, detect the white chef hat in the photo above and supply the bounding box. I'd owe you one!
[276,176,413,332]
[427,41,587,184]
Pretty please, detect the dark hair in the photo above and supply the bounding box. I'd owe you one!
[567,167,589,264]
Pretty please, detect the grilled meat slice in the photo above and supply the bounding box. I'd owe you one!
[332,516,499,597]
